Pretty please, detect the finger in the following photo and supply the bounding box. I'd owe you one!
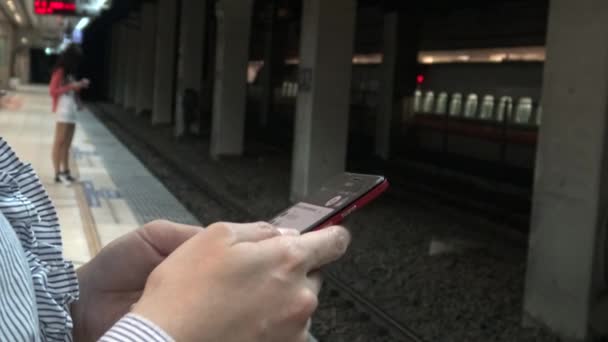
[298,226,351,271]
[305,271,323,295]
[220,222,281,245]
[138,220,203,256]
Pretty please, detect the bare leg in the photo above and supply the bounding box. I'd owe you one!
[61,123,76,174]
[52,123,68,176]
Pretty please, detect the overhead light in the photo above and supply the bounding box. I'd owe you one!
[14,13,21,24]
[45,47,53,55]
[20,37,27,44]
[75,17,91,30]
[6,0,15,11]
[352,54,383,65]
[489,54,507,63]
[285,58,299,65]
[77,0,111,16]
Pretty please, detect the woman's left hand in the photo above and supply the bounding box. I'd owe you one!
[71,220,202,342]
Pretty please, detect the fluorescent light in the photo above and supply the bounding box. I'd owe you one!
[14,13,21,24]
[20,37,27,44]
[489,54,507,62]
[75,17,91,31]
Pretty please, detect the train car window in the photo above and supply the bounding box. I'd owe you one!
[515,97,534,124]
[423,91,435,114]
[436,92,448,115]
[464,94,479,119]
[496,96,513,123]
[479,95,495,120]
[413,90,422,113]
[449,93,463,117]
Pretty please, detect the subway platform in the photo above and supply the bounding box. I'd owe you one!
[0,85,198,267]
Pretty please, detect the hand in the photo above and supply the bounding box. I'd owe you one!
[72,80,89,91]
[71,82,84,91]
[71,220,202,342]
[80,78,90,88]
[132,222,350,342]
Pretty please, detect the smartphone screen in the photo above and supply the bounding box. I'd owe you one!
[269,173,388,233]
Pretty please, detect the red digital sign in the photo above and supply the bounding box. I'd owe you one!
[34,0,77,15]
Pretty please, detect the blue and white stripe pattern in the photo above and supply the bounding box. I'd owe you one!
[0,137,173,342]
[0,206,40,341]
[0,138,78,341]
[99,314,174,342]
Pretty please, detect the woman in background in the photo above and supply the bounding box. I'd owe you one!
[49,43,89,186]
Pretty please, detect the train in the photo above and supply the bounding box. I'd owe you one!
[247,55,545,187]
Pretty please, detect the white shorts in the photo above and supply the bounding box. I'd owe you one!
[56,95,78,124]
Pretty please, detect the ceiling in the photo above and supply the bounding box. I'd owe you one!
[0,0,110,48]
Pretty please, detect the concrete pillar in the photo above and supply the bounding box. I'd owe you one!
[109,25,120,102]
[124,26,140,111]
[210,0,253,157]
[136,3,157,115]
[174,0,207,137]
[376,11,419,160]
[523,1,608,340]
[290,0,356,201]
[258,0,278,128]
[114,24,127,105]
[121,26,131,106]
[151,0,178,125]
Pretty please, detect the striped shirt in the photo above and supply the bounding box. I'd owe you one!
[0,138,172,342]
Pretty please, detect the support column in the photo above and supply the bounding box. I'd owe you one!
[136,3,157,115]
[258,0,278,128]
[290,0,356,201]
[210,0,253,157]
[151,0,178,125]
[124,25,140,111]
[174,0,207,137]
[376,10,419,160]
[114,24,127,105]
[109,25,120,102]
[524,1,608,340]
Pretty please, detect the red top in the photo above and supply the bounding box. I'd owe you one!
[49,68,81,113]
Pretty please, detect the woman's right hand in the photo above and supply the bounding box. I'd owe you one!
[72,80,89,90]
[132,222,351,342]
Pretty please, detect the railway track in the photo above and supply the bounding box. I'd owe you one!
[92,104,425,341]
[323,271,426,342]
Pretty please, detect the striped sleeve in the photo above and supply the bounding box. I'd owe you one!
[0,212,40,342]
[0,138,79,341]
[99,314,174,342]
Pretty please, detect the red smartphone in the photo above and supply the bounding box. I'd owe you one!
[269,173,389,233]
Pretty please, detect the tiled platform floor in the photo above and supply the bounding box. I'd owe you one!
[0,85,198,266]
